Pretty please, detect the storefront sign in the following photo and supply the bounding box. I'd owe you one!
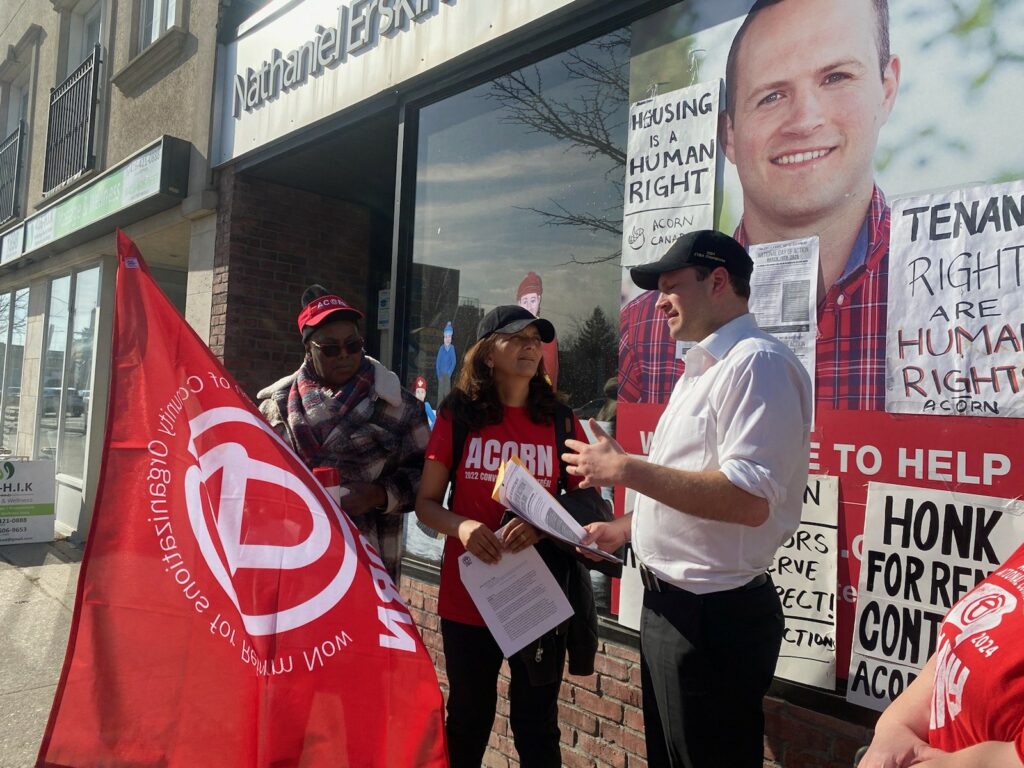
[11,136,189,262]
[233,0,445,118]
[0,224,23,265]
[620,80,719,267]
[0,459,55,545]
[885,179,1024,418]
[216,0,583,164]
[24,144,164,253]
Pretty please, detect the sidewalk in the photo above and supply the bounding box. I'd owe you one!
[0,539,82,768]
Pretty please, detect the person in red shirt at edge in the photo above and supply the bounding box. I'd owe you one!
[415,304,587,768]
[859,539,1024,768]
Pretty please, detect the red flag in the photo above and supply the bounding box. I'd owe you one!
[38,231,448,767]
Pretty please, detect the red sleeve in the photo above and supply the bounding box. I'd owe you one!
[1015,729,1024,766]
[425,409,454,469]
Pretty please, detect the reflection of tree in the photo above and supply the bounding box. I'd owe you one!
[878,0,1024,180]
[70,316,96,390]
[487,31,630,265]
[0,290,29,435]
[559,307,617,403]
[0,289,29,339]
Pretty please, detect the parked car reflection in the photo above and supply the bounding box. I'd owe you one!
[41,387,85,417]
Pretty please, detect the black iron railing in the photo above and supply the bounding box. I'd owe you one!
[0,120,24,224]
[43,45,101,194]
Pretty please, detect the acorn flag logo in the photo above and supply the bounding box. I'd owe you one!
[38,231,448,768]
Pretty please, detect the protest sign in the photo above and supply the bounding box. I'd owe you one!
[847,481,1024,711]
[886,180,1024,417]
[620,81,719,267]
[770,474,838,688]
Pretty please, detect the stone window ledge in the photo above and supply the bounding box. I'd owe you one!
[111,26,188,95]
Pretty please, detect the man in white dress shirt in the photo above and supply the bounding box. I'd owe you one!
[564,229,812,767]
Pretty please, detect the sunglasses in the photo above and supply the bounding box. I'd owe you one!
[310,338,363,357]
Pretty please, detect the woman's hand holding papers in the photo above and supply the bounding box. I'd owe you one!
[458,517,541,563]
[458,519,504,564]
[501,517,541,553]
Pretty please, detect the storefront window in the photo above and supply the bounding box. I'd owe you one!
[57,266,100,477]
[35,266,100,478]
[403,30,628,566]
[37,276,71,462]
[0,288,28,454]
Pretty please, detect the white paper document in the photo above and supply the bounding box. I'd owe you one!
[748,236,819,408]
[458,543,573,658]
[493,458,622,564]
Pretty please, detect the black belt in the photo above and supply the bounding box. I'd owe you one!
[638,564,768,595]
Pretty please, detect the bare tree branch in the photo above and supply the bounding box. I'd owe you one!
[485,32,631,262]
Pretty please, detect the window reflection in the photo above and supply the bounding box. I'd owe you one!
[58,266,100,477]
[0,289,28,454]
[404,31,628,569]
[33,267,100,478]
[37,277,71,462]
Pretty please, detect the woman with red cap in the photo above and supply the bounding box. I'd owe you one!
[258,285,430,584]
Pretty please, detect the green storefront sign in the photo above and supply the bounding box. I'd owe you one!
[2,136,189,264]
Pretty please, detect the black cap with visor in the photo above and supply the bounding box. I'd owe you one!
[476,305,555,343]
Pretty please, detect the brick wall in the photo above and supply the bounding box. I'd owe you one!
[213,167,372,398]
[402,575,874,768]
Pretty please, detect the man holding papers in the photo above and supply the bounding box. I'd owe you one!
[564,230,813,768]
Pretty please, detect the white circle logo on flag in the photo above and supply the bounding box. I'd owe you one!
[183,407,357,635]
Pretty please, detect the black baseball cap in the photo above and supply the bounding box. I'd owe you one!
[630,230,754,291]
[476,305,555,343]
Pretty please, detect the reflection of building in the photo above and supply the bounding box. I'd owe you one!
[407,262,460,399]
[0,0,232,537]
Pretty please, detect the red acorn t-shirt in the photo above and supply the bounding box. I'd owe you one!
[928,539,1024,761]
[425,406,584,626]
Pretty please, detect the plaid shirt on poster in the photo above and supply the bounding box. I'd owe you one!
[619,290,685,405]
[737,186,891,411]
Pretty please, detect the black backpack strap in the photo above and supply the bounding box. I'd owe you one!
[447,416,468,503]
[416,415,468,540]
[554,402,574,494]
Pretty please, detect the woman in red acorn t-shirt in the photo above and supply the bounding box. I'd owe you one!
[859,539,1024,768]
[415,304,585,768]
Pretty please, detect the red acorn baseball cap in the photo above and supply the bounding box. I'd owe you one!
[414,376,428,390]
[297,285,364,342]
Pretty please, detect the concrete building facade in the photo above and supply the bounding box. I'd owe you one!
[0,0,227,539]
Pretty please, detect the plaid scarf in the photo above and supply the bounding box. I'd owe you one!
[286,356,375,466]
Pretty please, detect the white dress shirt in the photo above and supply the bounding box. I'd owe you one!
[631,313,812,594]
